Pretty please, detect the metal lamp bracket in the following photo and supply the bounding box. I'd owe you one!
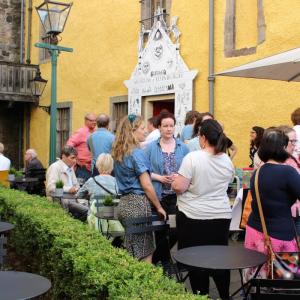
[38,105,51,114]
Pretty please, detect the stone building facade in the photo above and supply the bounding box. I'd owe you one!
[0,0,22,62]
[0,0,37,169]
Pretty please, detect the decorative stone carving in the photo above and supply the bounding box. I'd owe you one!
[125,10,198,135]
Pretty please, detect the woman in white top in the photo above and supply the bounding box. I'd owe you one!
[172,119,234,299]
[291,107,300,159]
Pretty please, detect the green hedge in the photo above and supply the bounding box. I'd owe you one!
[0,187,206,300]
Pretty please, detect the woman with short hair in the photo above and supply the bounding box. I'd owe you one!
[244,128,300,279]
[76,153,120,232]
[112,115,166,262]
[172,119,234,299]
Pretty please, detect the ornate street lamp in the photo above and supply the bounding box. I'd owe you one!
[35,1,73,164]
[36,1,72,44]
[30,68,48,97]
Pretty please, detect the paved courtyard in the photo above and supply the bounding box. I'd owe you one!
[171,235,245,299]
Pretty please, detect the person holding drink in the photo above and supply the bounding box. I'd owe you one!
[145,111,189,267]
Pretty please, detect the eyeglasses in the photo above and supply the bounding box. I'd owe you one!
[86,118,96,122]
[289,139,298,145]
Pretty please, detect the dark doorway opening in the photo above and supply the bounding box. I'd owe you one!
[152,100,174,116]
[0,102,24,169]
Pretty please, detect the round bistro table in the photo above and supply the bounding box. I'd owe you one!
[0,271,51,300]
[174,245,267,298]
[0,221,15,233]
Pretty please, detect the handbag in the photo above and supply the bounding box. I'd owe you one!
[239,188,252,229]
[254,167,300,280]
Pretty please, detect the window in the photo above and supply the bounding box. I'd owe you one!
[110,96,128,133]
[141,0,171,30]
[56,103,72,157]
[39,25,51,63]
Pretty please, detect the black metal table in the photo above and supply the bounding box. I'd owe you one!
[174,245,267,298]
[9,177,39,192]
[0,271,51,299]
[0,221,14,233]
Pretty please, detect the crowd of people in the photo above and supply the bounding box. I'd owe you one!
[1,107,300,299]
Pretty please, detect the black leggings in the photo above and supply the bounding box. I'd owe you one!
[152,194,177,264]
[177,211,231,299]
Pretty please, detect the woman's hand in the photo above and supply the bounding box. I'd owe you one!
[151,173,173,184]
[160,175,174,184]
[157,206,167,220]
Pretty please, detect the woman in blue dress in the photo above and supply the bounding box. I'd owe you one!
[112,115,166,262]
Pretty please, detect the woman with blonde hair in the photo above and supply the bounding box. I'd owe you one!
[76,153,121,233]
[112,115,166,262]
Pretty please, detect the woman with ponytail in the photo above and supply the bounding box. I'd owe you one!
[172,119,234,299]
[112,115,166,263]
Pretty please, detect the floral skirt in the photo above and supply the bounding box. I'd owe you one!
[118,193,154,260]
[243,225,298,281]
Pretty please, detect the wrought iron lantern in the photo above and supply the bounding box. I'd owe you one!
[36,1,72,43]
[30,68,48,97]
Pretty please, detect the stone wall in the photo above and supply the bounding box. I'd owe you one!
[0,0,22,62]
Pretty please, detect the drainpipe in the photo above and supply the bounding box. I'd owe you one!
[20,0,25,63]
[208,0,215,115]
[26,0,33,64]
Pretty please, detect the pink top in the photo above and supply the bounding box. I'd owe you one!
[285,157,300,217]
[67,126,94,171]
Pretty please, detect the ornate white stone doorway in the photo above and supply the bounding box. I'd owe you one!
[124,10,198,134]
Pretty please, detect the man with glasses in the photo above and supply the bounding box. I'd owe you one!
[67,113,96,181]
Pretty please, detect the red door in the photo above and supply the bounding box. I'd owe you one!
[152,101,174,116]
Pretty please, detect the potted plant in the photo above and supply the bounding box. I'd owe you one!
[102,195,114,218]
[55,180,64,197]
[15,170,23,179]
[8,167,16,181]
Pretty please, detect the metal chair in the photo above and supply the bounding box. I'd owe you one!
[0,170,9,188]
[123,215,169,255]
[0,234,7,269]
[250,278,300,299]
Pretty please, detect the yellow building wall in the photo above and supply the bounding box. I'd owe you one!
[172,0,300,167]
[28,0,140,166]
[27,0,300,168]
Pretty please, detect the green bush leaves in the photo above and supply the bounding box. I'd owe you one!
[0,187,206,300]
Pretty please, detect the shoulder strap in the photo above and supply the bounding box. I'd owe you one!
[254,167,274,255]
[92,176,115,195]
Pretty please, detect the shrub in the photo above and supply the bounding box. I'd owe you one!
[0,187,206,300]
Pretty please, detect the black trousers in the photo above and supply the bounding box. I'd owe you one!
[177,211,231,299]
[152,194,177,264]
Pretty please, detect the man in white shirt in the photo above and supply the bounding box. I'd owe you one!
[0,143,11,171]
[46,146,88,220]
[140,116,160,149]
[46,146,79,196]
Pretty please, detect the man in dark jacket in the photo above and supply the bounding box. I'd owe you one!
[24,149,45,195]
